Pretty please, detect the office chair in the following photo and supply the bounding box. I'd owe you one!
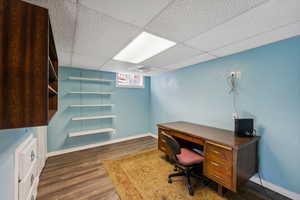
[161,133,204,196]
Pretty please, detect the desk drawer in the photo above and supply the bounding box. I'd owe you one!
[205,159,232,177]
[206,142,232,165]
[205,164,232,189]
[171,131,204,145]
[158,132,168,153]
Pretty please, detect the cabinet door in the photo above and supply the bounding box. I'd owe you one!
[0,0,48,129]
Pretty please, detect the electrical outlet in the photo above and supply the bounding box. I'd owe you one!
[232,112,238,119]
[236,71,241,79]
[230,71,241,79]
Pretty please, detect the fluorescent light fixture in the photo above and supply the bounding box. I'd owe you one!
[113,32,176,64]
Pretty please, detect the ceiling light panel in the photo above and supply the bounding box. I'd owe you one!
[146,0,267,42]
[211,21,300,58]
[47,0,77,53]
[113,32,176,64]
[185,0,300,51]
[73,5,141,66]
[142,44,203,67]
[162,54,217,70]
[79,0,173,27]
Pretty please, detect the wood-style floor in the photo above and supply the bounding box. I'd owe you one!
[38,136,290,200]
[37,136,157,200]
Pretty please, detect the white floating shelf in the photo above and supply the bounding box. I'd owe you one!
[48,85,57,95]
[69,128,115,137]
[72,115,116,121]
[69,104,114,108]
[68,76,113,82]
[68,91,112,95]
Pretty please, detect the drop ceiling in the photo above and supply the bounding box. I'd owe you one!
[23,0,300,76]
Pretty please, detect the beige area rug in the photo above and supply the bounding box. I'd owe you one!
[104,149,267,200]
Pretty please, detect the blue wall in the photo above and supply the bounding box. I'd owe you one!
[0,128,31,200]
[150,36,300,194]
[48,67,150,152]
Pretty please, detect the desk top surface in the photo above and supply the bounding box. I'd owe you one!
[157,121,259,149]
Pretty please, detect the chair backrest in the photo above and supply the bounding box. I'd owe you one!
[160,132,181,161]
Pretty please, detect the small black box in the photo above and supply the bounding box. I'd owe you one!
[234,118,254,137]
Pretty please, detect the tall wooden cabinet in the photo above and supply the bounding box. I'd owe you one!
[0,0,58,129]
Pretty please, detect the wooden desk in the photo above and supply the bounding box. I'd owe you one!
[157,121,260,194]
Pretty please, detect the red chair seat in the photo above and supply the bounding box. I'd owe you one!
[176,148,204,166]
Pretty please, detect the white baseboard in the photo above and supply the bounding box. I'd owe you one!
[148,132,158,139]
[47,133,154,157]
[250,176,300,200]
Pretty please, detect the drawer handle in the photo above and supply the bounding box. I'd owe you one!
[212,174,224,181]
[31,195,35,200]
[31,174,35,186]
[212,150,221,155]
[31,151,35,162]
[210,161,220,167]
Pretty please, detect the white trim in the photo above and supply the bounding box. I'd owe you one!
[47,133,154,157]
[250,176,300,200]
[148,132,158,139]
[15,134,33,200]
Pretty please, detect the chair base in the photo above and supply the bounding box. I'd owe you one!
[168,166,202,196]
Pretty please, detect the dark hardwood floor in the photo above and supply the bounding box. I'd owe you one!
[37,136,290,200]
[37,136,157,200]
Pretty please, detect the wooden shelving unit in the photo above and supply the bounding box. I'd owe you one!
[71,115,116,121]
[69,128,115,137]
[68,76,113,82]
[48,20,58,121]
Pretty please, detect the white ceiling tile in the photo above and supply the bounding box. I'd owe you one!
[142,44,204,67]
[162,53,217,70]
[142,67,170,76]
[211,21,300,57]
[47,0,77,53]
[146,0,267,42]
[79,0,173,27]
[101,60,140,72]
[21,0,48,8]
[101,60,168,76]
[58,51,72,67]
[186,0,300,51]
[73,5,141,63]
[71,53,104,70]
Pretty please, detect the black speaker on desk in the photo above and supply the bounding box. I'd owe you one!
[234,118,254,137]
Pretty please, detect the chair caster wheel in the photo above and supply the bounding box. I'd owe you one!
[189,190,194,196]
[168,178,172,184]
[188,187,194,196]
